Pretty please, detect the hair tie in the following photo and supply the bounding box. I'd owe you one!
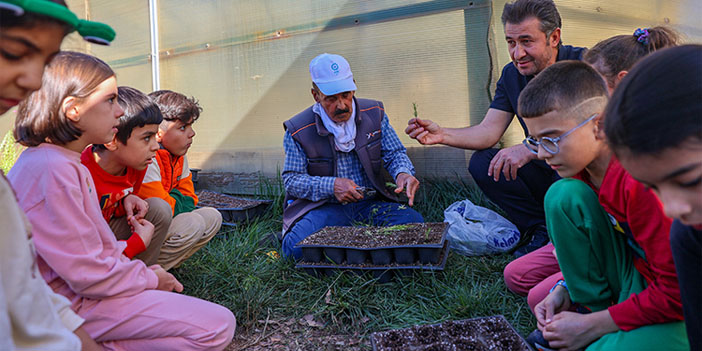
[634,28,650,46]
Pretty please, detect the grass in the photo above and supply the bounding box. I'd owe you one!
[0,131,23,174]
[172,176,534,345]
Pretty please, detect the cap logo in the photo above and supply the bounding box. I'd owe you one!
[331,62,340,75]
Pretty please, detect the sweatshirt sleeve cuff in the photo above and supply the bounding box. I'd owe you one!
[46,284,84,332]
[145,268,159,290]
[608,303,637,331]
[122,233,146,259]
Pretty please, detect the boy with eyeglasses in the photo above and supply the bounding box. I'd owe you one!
[517,61,687,350]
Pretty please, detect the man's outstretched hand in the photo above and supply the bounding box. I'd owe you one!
[405,118,444,145]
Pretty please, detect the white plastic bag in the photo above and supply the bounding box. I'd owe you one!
[443,199,520,256]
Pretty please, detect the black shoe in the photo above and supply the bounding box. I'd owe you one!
[512,225,549,258]
[526,329,556,351]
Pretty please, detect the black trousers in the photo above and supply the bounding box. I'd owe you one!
[468,148,560,235]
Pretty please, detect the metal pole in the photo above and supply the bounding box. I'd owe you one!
[148,0,160,91]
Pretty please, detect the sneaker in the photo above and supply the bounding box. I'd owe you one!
[525,329,556,351]
[512,224,549,257]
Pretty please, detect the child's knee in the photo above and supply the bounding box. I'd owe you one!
[503,260,529,296]
[211,306,236,350]
[146,197,172,219]
[145,197,173,233]
[545,178,598,214]
[195,207,222,228]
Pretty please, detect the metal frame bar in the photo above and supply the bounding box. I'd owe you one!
[148,0,160,91]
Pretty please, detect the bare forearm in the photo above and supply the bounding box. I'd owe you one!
[440,108,513,150]
[440,125,502,150]
[586,310,620,339]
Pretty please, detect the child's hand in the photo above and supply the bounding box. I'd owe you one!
[74,326,101,351]
[150,265,184,292]
[543,310,618,350]
[535,284,571,331]
[129,216,154,248]
[123,194,149,220]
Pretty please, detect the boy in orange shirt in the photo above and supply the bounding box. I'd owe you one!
[81,86,172,265]
[138,90,221,270]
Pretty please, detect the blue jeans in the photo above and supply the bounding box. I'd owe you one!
[282,199,424,259]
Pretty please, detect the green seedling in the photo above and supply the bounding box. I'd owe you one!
[378,224,411,235]
[385,182,397,189]
[412,102,419,118]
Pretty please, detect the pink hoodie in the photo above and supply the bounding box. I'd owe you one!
[8,143,158,308]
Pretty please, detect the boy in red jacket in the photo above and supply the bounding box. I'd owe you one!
[81,86,172,265]
[519,61,687,350]
[137,90,221,270]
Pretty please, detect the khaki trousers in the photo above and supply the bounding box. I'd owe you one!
[110,197,172,266]
[157,207,222,270]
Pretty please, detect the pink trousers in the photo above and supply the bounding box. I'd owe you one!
[503,242,563,312]
[77,289,235,351]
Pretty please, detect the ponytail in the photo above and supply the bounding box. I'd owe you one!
[584,26,680,87]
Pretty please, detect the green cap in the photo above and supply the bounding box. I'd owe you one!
[0,0,116,45]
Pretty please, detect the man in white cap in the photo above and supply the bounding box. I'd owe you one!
[280,53,424,259]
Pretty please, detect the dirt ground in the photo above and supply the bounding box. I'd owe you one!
[226,315,369,351]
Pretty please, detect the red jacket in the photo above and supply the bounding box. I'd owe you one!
[80,147,146,258]
[575,157,682,331]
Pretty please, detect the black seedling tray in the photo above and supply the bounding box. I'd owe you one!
[295,223,449,266]
[370,315,532,351]
[196,190,272,224]
[296,241,450,283]
[190,168,201,183]
[215,201,271,223]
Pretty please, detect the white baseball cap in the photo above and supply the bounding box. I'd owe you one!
[309,53,357,96]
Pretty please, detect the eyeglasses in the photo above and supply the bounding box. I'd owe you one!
[0,0,115,45]
[523,113,598,155]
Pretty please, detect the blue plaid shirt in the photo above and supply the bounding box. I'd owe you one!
[283,111,414,202]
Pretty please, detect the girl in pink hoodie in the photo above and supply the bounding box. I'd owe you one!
[8,51,235,351]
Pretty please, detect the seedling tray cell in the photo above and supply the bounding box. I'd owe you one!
[324,247,345,264]
[301,247,322,262]
[393,247,416,264]
[346,248,368,264]
[370,315,531,351]
[196,190,272,223]
[370,249,392,265]
[418,247,442,264]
